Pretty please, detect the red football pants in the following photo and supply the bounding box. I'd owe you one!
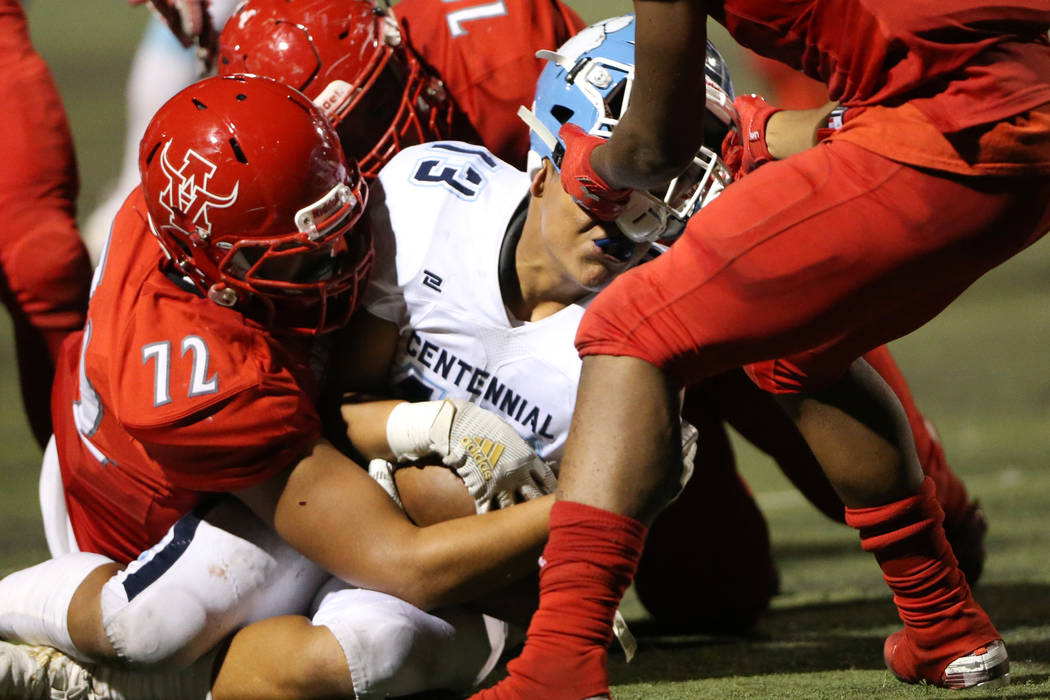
[577,140,1050,389]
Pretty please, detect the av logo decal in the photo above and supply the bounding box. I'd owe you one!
[422,269,443,292]
[158,140,239,239]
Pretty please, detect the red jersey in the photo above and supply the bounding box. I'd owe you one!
[52,188,324,563]
[397,0,585,168]
[717,0,1050,133]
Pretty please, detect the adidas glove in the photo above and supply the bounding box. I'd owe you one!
[386,399,558,512]
[367,458,404,511]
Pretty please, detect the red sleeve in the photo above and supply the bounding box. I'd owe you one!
[398,0,586,168]
[111,299,323,492]
[129,378,321,493]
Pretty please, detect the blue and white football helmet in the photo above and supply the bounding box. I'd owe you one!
[520,14,735,244]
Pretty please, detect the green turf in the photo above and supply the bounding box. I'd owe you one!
[6,1,1050,697]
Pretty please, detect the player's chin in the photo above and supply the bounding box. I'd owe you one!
[394,463,476,526]
[575,252,632,289]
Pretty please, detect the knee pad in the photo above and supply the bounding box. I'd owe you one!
[100,500,325,668]
[313,586,510,698]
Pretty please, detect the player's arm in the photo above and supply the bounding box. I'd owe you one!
[234,441,552,611]
[766,100,840,158]
[588,0,710,191]
[721,96,841,178]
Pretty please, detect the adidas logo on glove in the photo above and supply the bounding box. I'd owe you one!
[461,436,504,481]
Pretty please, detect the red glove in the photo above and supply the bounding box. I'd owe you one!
[719,94,781,181]
[558,124,632,222]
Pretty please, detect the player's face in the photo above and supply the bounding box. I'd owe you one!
[533,161,649,292]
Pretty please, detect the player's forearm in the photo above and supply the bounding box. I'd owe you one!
[341,398,404,460]
[394,495,552,610]
[594,0,709,190]
[267,440,552,611]
[765,100,840,159]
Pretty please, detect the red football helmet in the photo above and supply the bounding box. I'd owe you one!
[217,0,453,178]
[138,74,373,335]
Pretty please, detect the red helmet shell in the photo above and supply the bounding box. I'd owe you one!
[218,0,453,177]
[139,74,373,334]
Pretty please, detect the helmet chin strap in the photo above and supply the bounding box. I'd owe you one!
[518,106,564,168]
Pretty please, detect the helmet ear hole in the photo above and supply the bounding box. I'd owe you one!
[550,104,574,125]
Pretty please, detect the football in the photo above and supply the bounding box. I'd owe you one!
[394,462,476,526]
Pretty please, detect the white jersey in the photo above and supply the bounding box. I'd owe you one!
[366,142,587,464]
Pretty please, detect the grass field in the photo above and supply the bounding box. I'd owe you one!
[5,1,1050,698]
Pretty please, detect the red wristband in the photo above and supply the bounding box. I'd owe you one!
[720,94,782,181]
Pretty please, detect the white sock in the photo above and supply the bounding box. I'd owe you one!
[0,552,113,662]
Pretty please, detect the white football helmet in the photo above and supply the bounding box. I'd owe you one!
[522,14,735,244]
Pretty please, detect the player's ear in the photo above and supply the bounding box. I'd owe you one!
[530,159,555,198]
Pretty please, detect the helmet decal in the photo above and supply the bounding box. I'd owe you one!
[157,139,239,240]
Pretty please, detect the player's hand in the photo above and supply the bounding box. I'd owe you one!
[386,399,558,512]
[428,400,557,512]
[130,0,217,67]
[558,123,632,222]
[720,94,782,180]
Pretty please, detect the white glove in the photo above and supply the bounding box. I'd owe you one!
[386,399,558,512]
[666,418,699,505]
[367,458,404,511]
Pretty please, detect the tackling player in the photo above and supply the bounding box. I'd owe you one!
[482,1,1050,697]
[0,74,558,698]
[0,0,92,448]
[0,33,739,700]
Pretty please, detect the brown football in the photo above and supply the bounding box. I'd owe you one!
[394,463,476,526]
